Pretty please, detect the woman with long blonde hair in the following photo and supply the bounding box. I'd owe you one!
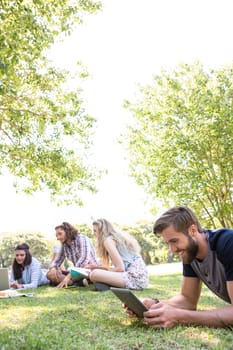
[86,219,148,290]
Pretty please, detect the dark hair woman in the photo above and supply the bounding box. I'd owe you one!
[10,243,49,289]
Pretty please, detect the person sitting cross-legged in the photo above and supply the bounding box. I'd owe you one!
[47,222,98,288]
[85,218,148,291]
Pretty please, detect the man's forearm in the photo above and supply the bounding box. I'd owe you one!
[177,306,233,328]
[163,294,197,310]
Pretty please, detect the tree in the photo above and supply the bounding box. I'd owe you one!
[76,221,175,264]
[121,222,174,264]
[124,61,233,227]
[0,231,51,268]
[0,0,101,205]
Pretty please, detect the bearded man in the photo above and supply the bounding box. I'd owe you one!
[125,206,233,329]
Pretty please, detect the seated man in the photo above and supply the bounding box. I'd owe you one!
[47,222,98,288]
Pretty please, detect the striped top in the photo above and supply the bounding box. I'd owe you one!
[51,234,98,268]
[10,257,49,289]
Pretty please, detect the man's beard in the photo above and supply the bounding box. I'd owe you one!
[182,235,199,264]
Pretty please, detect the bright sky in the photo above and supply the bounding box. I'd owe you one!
[1,0,233,237]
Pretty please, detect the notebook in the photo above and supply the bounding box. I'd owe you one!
[0,268,10,291]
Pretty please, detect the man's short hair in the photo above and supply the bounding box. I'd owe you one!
[153,206,203,235]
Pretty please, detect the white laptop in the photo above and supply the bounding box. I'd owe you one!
[0,268,10,290]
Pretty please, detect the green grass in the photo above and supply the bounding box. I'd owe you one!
[0,272,232,350]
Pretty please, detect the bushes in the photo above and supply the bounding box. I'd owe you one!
[78,221,174,264]
[0,221,178,268]
[121,223,178,265]
[0,232,51,268]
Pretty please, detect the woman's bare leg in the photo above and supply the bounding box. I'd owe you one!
[89,269,125,287]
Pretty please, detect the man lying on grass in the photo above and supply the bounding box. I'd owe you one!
[125,206,233,329]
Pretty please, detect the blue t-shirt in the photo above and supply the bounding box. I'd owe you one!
[183,228,233,303]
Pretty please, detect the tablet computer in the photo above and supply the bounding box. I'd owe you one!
[110,287,148,318]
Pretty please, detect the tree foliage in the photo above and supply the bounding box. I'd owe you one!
[0,231,51,268]
[0,0,101,204]
[78,221,172,265]
[121,223,174,264]
[0,222,174,268]
[124,61,233,227]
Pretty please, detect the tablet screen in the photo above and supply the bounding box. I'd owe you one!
[110,287,148,318]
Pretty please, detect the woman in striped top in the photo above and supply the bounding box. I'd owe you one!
[10,243,49,289]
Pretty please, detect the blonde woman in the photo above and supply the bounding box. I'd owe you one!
[86,219,148,290]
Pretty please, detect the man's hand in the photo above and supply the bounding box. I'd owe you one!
[123,298,158,318]
[123,298,179,328]
[144,302,179,329]
[56,273,73,288]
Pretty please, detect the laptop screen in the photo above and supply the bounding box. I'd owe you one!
[0,268,10,291]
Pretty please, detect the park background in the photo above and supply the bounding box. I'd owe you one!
[1,0,233,276]
[1,0,233,237]
[1,1,233,349]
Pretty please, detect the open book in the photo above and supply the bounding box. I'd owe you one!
[0,290,34,298]
[69,267,90,279]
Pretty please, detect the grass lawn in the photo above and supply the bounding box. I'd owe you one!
[0,271,232,350]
